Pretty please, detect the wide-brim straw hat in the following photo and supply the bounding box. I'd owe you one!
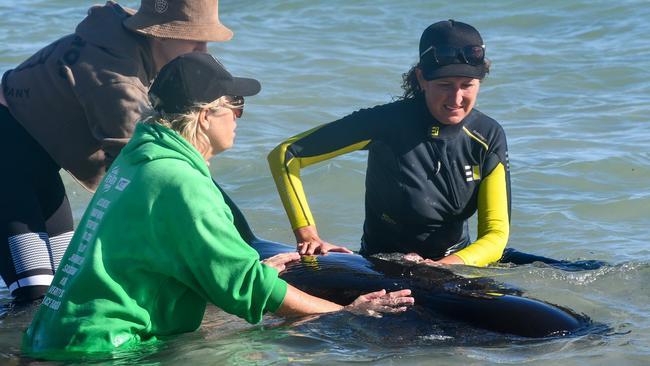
[123,0,233,42]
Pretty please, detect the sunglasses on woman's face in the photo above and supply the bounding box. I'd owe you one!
[225,95,244,118]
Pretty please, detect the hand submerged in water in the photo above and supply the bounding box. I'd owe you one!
[403,252,464,265]
[344,289,414,318]
[403,252,439,266]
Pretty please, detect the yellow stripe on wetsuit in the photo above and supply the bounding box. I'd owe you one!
[267,125,370,230]
[462,126,489,150]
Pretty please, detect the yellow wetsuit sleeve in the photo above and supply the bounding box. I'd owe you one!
[267,125,370,230]
[454,163,510,266]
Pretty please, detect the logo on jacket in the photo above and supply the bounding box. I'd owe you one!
[116,178,131,191]
[381,213,397,225]
[464,165,481,182]
[154,0,168,13]
[430,126,440,138]
[103,166,120,192]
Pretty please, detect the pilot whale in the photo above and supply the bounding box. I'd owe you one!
[215,182,590,338]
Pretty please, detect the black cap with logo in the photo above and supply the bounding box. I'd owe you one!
[149,52,261,114]
[419,19,487,80]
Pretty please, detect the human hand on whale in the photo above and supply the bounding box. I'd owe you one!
[403,252,464,265]
[344,289,414,318]
[261,252,302,272]
[262,252,414,317]
[293,225,353,255]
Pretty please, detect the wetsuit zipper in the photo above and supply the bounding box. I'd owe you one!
[427,140,461,208]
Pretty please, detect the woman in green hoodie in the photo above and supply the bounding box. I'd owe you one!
[22,53,413,358]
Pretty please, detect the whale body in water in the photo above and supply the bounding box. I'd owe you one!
[216,182,590,338]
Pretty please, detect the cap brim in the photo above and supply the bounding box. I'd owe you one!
[422,63,485,80]
[226,77,261,97]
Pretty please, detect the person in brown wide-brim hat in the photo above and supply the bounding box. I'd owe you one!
[0,0,235,305]
[123,0,233,41]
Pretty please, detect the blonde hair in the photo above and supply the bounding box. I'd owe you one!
[142,96,242,157]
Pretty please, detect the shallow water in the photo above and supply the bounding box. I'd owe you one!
[1,0,649,364]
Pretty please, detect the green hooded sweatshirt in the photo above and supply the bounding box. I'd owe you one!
[22,123,288,357]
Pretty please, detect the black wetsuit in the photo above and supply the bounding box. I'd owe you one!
[269,95,511,265]
[0,105,73,303]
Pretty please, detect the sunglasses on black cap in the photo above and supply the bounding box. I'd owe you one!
[420,45,485,67]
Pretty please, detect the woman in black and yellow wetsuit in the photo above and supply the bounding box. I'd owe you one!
[268,20,510,267]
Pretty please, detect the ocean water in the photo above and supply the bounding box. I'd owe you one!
[1,0,649,364]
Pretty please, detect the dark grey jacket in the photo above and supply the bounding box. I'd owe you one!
[2,1,155,191]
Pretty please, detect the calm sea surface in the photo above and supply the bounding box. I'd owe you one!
[1,0,649,364]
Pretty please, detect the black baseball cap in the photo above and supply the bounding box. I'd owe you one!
[419,19,487,80]
[149,52,261,114]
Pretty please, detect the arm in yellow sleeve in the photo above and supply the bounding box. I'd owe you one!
[454,163,510,266]
[267,125,369,230]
